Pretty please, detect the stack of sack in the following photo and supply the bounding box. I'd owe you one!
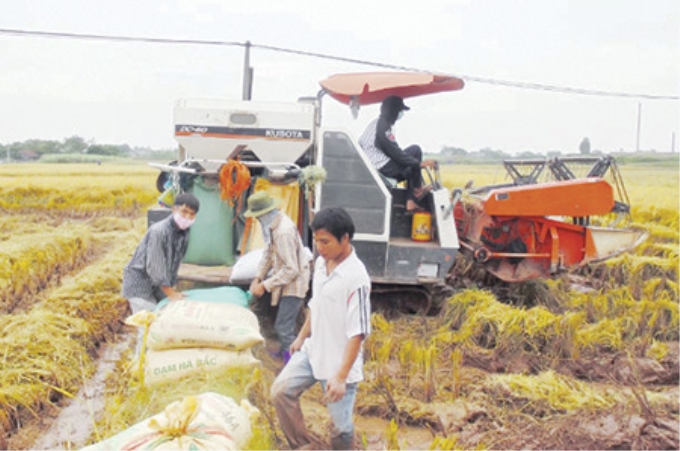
[82,392,259,450]
[127,286,264,385]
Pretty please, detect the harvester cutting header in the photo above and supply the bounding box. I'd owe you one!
[453,155,647,282]
[151,71,646,310]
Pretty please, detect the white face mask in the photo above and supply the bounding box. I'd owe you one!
[173,212,195,230]
[397,111,404,121]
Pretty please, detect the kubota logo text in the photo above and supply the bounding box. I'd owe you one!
[265,129,305,139]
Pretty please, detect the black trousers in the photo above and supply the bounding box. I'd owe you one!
[379,145,423,201]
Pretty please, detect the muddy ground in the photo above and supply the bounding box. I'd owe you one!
[5,285,680,450]
[8,329,680,449]
[6,329,436,451]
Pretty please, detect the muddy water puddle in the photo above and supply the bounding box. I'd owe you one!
[29,333,134,450]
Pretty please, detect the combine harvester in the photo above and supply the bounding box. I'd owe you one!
[151,71,647,313]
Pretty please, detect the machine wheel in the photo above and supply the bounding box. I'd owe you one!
[155,160,178,193]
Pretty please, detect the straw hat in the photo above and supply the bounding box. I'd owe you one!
[243,191,281,218]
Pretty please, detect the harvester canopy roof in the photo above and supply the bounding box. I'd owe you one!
[319,71,465,106]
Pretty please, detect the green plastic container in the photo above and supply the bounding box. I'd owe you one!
[183,176,235,266]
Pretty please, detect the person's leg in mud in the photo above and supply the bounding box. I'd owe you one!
[274,296,303,362]
[271,349,319,449]
[321,380,358,450]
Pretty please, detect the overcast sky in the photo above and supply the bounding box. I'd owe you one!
[0,0,678,155]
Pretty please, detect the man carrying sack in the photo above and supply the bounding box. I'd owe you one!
[245,191,311,363]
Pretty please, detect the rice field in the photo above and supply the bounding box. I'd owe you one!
[1,160,678,450]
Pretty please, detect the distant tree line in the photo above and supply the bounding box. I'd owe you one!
[432,145,601,164]
[0,136,176,162]
[432,136,676,165]
[434,136,598,164]
[1,135,675,165]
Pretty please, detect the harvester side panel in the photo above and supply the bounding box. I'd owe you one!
[318,130,391,237]
[353,241,388,280]
[482,178,614,217]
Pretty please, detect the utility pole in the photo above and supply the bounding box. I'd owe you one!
[242,41,253,101]
[672,132,676,153]
[635,102,641,153]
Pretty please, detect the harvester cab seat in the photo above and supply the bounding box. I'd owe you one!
[379,172,399,189]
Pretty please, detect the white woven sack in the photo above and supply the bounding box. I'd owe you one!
[147,300,263,351]
[81,392,259,450]
[229,248,265,284]
[144,347,260,385]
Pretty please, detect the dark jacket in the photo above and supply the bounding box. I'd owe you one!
[374,97,420,168]
[121,215,190,302]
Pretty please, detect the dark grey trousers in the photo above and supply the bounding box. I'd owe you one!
[275,296,304,353]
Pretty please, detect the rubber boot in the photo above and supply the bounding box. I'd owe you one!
[330,433,354,450]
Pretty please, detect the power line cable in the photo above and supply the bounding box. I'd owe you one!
[1,28,677,101]
[0,28,242,47]
[252,43,679,101]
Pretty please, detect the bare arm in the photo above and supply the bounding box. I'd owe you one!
[160,285,185,301]
[289,309,311,353]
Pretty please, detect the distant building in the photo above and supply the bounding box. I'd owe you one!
[17,149,40,161]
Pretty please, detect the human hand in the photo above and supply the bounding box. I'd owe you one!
[248,279,258,295]
[290,336,303,354]
[324,375,347,403]
[166,290,185,301]
[250,281,266,298]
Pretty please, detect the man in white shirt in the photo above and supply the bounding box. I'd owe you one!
[271,207,371,450]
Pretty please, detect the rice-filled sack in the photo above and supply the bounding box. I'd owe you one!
[145,347,260,385]
[229,247,312,285]
[147,300,264,351]
[229,248,265,285]
[81,392,259,450]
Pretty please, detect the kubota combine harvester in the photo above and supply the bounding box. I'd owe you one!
[151,71,647,311]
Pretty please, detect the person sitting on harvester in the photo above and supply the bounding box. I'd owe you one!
[359,95,438,212]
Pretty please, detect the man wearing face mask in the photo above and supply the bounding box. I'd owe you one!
[122,192,200,321]
[359,95,438,212]
[245,191,311,364]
